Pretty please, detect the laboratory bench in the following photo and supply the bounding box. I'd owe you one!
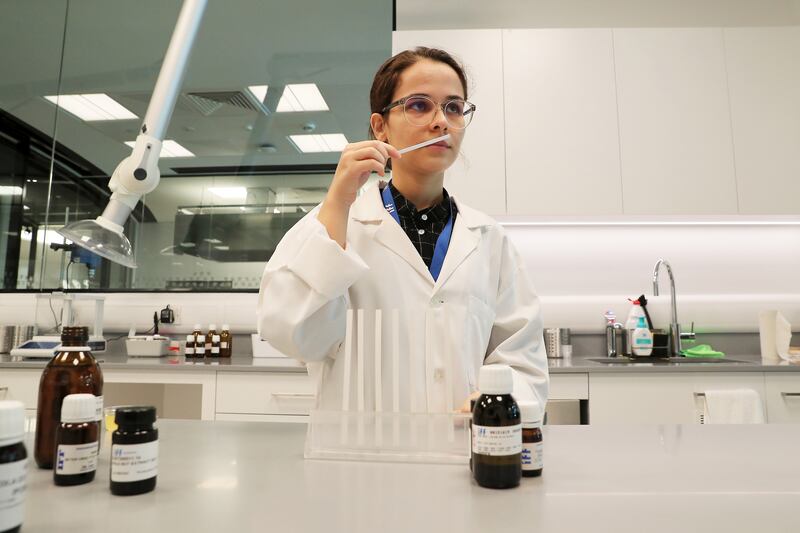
[3,348,800,425]
[18,419,800,532]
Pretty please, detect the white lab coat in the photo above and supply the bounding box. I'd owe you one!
[257,181,548,414]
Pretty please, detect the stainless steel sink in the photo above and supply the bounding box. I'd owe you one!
[586,357,754,365]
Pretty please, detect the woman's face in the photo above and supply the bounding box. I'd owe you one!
[371,59,466,177]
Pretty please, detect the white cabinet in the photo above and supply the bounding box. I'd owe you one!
[503,29,623,215]
[392,30,507,216]
[589,372,765,424]
[216,371,316,420]
[612,28,738,215]
[723,27,800,215]
[0,369,40,410]
[764,374,800,423]
[550,373,588,400]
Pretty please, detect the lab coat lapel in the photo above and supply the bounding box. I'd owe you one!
[432,214,480,291]
[351,183,435,286]
[433,195,496,290]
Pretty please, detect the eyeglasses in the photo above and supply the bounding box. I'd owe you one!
[380,95,476,129]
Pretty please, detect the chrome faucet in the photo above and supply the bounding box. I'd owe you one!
[652,259,695,356]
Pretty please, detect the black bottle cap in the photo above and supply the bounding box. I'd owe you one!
[61,326,89,343]
[115,406,157,426]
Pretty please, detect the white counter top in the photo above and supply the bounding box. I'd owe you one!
[20,420,800,532]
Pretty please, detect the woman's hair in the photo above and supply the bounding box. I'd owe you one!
[368,47,469,140]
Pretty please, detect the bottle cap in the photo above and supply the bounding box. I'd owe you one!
[61,326,89,343]
[479,365,513,395]
[222,324,230,331]
[61,394,98,423]
[115,406,157,427]
[209,324,217,331]
[0,400,26,446]
[212,335,220,342]
[518,400,543,424]
[193,324,201,330]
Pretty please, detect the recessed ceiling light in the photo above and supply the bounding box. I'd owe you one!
[247,85,269,103]
[44,93,137,121]
[277,84,329,112]
[23,205,30,210]
[0,186,23,196]
[125,140,194,158]
[208,187,247,200]
[288,133,348,153]
[214,245,230,251]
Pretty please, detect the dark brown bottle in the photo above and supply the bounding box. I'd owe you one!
[472,365,521,489]
[34,327,103,469]
[54,394,99,486]
[519,400,544,478]
[205,324,217,353]
[111,406,158,496]
[219,324,232,357]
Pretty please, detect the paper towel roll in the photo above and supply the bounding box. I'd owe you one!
[759,310,779,363]
[775,312,795,362]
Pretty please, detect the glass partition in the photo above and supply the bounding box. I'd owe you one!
[0,0,392,291]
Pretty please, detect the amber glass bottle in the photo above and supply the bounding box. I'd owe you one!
[34,327,103,469]
[472,365,521,489]
[219,324,232,358]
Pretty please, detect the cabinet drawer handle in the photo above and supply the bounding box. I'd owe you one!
[780,392,800,398]
[271,392,315,399]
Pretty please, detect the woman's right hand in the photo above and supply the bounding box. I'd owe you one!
[325,140,402,208]
[317,140,401,248]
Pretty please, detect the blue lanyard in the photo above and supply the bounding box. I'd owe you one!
[381,181,454,281]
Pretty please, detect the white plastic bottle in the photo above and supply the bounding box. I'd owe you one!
[631,316,654,356]
[625,301,647,356]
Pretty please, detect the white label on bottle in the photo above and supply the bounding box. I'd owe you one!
[522,442,544,470]
[220,342,228,349]
[95,395,104,421]
[55,442,98,476]
[0,458,27,531]
[196,348,206,356]
[111,441,158,482]
[211,347,220,355]
[185,348,195,355]
[472,424,522,456]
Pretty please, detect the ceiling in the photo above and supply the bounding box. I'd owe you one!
[0,0,393,176]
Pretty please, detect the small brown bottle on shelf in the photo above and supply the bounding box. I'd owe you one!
[184,334,195,359]
[210,335,221,358]
[205,324,217,352]
[219,324,232,358]
[35,326,103,469]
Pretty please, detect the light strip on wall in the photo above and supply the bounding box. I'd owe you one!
[496,219,800,227]
[45,94,137,121]
[208,187,247,199]
[125,140,195,158]
[0,186,23,196]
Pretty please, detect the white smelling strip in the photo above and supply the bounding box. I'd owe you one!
[397,133,451,155]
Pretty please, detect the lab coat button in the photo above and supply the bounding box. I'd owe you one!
[421,214,428,221]
[417,229,425,235]
[433,368,445,382]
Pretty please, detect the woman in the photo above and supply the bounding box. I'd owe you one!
[257,47,548,414]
